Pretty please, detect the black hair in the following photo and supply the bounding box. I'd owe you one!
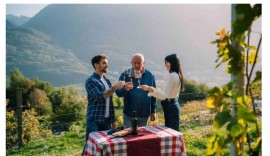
[91,54,108,69]
[165,54,184,92]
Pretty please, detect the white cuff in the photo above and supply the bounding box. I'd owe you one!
[148,92,154,97]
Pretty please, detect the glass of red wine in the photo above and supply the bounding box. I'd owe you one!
[134,70,142,88]
[122,70,128,81]
[128,69,135,82]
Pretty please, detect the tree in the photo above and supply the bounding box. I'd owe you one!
[49,87,67,111]
[51,86,86,123]
[29,88,53,116]
[32,77,54,95]
[206,4,261,156]
[9,68,25,90]
[7,68,34,109]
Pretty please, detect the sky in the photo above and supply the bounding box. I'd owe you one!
[1,1,270,155]
[6,4,48,17]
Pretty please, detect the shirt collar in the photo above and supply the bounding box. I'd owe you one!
[131,68,145,74]
[141,68,146,76]
[93,72,105,80]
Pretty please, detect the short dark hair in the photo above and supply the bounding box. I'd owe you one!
[91,54,108,69]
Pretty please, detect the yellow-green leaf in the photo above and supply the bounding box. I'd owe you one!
[252,71,261,82]
[229,123,243,138]
[211,39,219,44]
[213,110,231,129]
[251,137,262,152]
[245,45,257,51]
[226,67,231,73]
[221,53,229,62]
[207,136,218,155]
[248,52,258,64]
[207,97,216,108]
[237,106,257,123]
[236,95,251,106]
[224,48,229,54]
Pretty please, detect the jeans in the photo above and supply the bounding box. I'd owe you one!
[123,114,148,128]
[161,99,180,131]
[82,117,111,155]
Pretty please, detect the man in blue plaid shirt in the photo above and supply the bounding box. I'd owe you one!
[82,54,125,155]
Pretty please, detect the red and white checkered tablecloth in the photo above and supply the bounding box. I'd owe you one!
[84,125,187,156]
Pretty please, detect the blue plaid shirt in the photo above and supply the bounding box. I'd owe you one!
[116,68,157,118]
[85,72,115,123]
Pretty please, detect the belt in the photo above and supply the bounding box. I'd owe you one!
[164,98,177,102]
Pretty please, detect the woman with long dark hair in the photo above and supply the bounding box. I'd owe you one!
[141,53,184,131]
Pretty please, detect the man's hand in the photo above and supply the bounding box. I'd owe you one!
[111,122,116,128]
[150,113,156,121]
[125,82,134,91]
[114,81,125,90]
[104,81,125,99]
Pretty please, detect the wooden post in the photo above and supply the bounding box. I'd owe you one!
[16,88,23,147]
[230,4,245,156]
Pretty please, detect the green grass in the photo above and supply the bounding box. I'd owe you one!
[7,132,85,156]
[6,100,261,156]
[181,126,230,156]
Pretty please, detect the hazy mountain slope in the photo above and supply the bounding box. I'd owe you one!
[7,14,31,26]
[6,20,16,28]
[24,4,218,69]
[6,27,91,86]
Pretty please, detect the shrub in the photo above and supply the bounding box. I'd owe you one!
[29,88,53,116]
[6,110,18,148]
[51,86,87,131]
[6,109,52,149]
[180,79,210,103]
[22,109,52,142]
[113,96,123,109]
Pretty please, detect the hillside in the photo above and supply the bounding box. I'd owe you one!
[6,27,91,86]
[23,4,235,85]
[6,20,16,28]
[24,5,195,70]
[6,14,31,26]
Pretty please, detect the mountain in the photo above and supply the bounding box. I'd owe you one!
[6,20,16,28]
[24,4,216,65]
[6,27,91,85]
[7,4,261,87]
[6,14,31,26]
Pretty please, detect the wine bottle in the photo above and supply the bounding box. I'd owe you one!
[131,111,138,135]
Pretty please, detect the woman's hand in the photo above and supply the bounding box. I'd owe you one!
[140,85,149,91]
[140,85,155,93]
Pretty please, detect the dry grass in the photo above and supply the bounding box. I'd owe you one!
[180,100,207,115]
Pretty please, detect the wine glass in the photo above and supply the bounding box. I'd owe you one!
[134,70,142,88]
[122,70,128,81]
[128,69,135,82]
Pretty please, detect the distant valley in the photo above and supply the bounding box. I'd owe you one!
[6,4,261,87]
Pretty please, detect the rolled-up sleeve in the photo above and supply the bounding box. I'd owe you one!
[148,73,178,100]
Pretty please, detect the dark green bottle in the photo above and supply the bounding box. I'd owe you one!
[131,111,138,135]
